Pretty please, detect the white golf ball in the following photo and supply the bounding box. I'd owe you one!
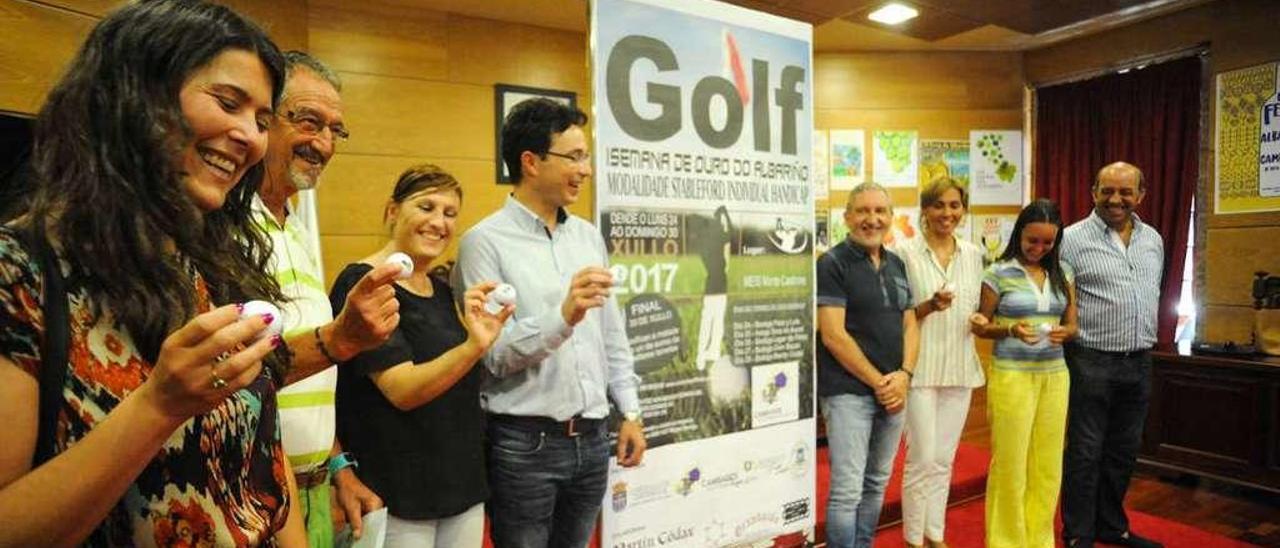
[240,300,283,341]
[940,282,955,294]
[1038,323,1054,335]
[485,283,517,315]
[386,252,414,280]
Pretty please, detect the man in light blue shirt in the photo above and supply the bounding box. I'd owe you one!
[1059,162,1165,548]
[456,98,645,548]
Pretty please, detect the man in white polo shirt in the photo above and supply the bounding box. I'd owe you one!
[256,51,383,546]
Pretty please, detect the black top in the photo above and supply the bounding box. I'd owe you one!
[331,263,487,520]
[815,239,912,397]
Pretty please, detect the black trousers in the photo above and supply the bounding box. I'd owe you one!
[1061,343,1153,541]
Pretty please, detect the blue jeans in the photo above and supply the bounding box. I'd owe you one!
[486,419,610,548]
[821,393,906,548]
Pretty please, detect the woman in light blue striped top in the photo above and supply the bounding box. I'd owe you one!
[970,199,1078,548]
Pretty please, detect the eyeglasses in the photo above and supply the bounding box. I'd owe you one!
[544,150,591,165]
[282,109,350,142]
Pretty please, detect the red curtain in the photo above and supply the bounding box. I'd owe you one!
[1034,55,1201,349]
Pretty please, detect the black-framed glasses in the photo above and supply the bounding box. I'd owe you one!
[282,109,350,142]
[543,150,591,165]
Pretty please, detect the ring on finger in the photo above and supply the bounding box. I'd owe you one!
[210,365,229,390]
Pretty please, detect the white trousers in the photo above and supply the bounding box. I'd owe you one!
[696,293,727,369]
[901,386,973,544]
[384,502,485,548]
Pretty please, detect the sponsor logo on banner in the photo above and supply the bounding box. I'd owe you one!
[790,441,809,477]
[767,218,810,254]
[734,511,784,539]
[672,466,701,496]
[782,497,811,524]
[611,526,696,548]
[611,481,628,512]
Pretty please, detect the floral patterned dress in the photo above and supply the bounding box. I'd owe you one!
[0,228,290,546]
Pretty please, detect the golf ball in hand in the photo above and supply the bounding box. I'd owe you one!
[386,252,414,280]
[240,300,283,341]
[1038,323,1054,336]
[485,283,517,315]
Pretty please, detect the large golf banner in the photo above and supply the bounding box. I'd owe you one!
[591,0,816,544]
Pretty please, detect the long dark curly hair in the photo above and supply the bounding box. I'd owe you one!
[22,0,288,364]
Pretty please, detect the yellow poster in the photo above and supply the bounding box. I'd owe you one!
[1216,61,1280,214]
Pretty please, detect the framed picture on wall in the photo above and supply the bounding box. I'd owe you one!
[495,84,577,184]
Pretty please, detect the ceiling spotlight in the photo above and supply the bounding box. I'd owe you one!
[868,3,919,25]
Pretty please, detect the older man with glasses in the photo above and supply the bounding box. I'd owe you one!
[255,51,385,547]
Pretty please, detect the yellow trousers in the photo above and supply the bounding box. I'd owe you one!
[985,367,1070,548]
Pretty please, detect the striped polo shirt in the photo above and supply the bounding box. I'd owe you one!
[984,259,1074,372]
[252,195,337,473]
[1059,211,1164,352]
[892,235,985,387]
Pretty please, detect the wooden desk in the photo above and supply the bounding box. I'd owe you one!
[1141,348,1280,493]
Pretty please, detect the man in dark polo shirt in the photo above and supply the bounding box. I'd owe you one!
[817,182,920,548]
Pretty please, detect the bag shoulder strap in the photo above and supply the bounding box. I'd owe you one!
[23,229,70,466]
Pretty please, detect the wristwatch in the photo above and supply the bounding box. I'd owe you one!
[328,452,358,477]
[623,411,644,426]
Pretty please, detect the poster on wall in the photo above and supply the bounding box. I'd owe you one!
[969,130,1023,205]
[884,207,919,247]
[873,130,918,187]
[814,130,830,200]
[829,129,865,190]
[829,208,848,246]
[1216,61,1280,213]
[592,0,816,545]
[919,140,970,188]
[973,214,1017,266]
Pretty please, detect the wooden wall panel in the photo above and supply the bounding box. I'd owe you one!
[337,73,492,158]
[320,235,385,284]
[33,0,120,17]
[308,0,449,81]
[447,13,588,92]
[306,1,594,282]
[1201,305,1255,343]
[817,52,1023,111]
[1203,227,1280,307]
[1025,0,1279,84]
[0,0,307,115]
[0,1,96,114]
[221,0,308,52]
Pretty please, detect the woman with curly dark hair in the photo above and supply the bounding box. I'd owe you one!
[0,1,398,545]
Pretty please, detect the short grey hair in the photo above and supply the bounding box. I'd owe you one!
[846,181,892,211]
[282,50,341,93]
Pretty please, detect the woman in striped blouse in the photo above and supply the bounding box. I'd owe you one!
[970,198,1078,548]
[893,178,985,548]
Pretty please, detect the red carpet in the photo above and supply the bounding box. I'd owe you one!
[815,441,991,538]
[869,497,1260,548]
[815,443,1257,548]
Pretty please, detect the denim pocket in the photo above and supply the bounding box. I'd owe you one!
[491,427,546,456]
